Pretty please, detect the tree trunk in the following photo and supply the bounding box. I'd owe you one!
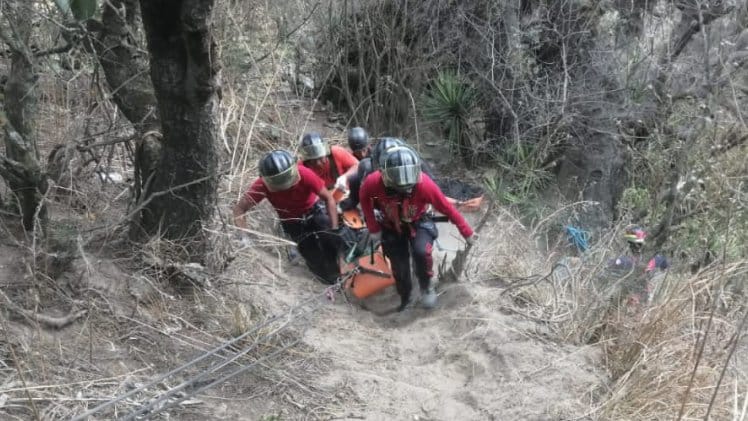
[93,0,160,130]
[138,0,221,259]
[89,0,162,202]
[0,0,48,232]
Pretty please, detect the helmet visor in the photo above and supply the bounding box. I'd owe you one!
[383,164,420,191]
[262,165,299,192]
[624,233,645,244]
[300,143,330,160]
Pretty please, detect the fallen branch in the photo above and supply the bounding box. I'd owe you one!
[438,200,494,283]
[0,289,87,329]
[76,134,138,152]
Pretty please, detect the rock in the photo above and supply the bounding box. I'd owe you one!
[258,123,282,141]
[95,170,125,184]
[297,74,314,91]
[555,129,627,235]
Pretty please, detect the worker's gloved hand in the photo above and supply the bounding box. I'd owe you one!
[465,234,477,247]
[335,175,349,193]
[368,231,382,245]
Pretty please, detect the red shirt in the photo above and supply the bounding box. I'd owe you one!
[300,145,358,188]
[243,165,325,220]
[360,171,473,238]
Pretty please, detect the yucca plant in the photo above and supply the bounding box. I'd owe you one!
[422,70,478,166]
[55,0,98,20]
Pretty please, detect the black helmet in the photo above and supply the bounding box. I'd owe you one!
[347,127,369,152]
[382,146,421,192]
[259,150,299,192]
[371,137,405,170]
[299,132,330,161]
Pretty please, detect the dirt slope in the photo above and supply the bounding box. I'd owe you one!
[212,213,604,421]
[0,98,605,421]
[0,205,604,421]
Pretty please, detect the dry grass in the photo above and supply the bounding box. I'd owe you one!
[491,215,748,420]
[0,225,335,419]
[5,1,745,420]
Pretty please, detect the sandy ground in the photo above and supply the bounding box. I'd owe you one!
[3,206,744,420]
[211,212,605,421]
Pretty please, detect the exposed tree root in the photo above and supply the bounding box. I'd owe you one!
[0,289,87,329]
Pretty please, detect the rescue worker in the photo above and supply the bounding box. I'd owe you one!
[610,225,669,306]
[233,150,342,284]
[299,132,359,195]
[347,127,371,160]
[339,137,404,211]
[360,146,475,311]
[341,137,451,212]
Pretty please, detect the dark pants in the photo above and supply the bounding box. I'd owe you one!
[281,202,341,284]
[381,219,438,305]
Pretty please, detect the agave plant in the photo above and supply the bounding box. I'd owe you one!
[422,70,478,165]
[55,0,98,20]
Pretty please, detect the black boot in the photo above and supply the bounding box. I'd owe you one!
[397,294,414,312]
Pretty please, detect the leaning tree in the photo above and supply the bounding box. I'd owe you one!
[0,0,48,233]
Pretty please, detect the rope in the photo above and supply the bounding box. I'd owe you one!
[122,310,311,420]
[565,225,589,253]
[128,339,302,420]
[72,273,353,421]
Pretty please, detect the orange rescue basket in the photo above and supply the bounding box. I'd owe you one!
[335,202,395,299]
[341,209,365,229]
[341,247,395,299]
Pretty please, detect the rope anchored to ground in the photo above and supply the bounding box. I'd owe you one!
[71,271,355,420]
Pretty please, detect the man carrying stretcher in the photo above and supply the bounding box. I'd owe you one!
[359,146,475,311]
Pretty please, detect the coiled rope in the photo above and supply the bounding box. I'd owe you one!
[565,225,589,253]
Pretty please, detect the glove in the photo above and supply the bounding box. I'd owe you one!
[335,175,349,194]
[465,234,476,246]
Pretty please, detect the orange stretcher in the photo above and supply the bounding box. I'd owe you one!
[341,208,365,230]
[332,187,395,299]
[340,248,394,299]
[450,195,484,212]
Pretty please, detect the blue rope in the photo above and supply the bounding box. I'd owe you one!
[565,225,590,253]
